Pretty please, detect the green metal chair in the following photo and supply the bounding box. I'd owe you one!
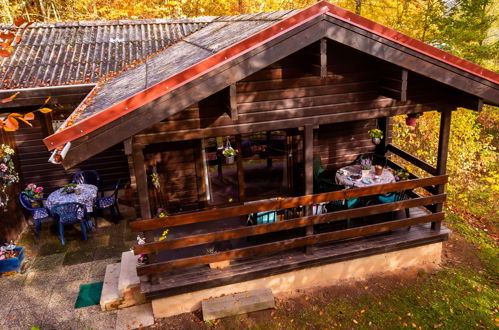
[313,157,337,194]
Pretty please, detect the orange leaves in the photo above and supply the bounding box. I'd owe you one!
[1,92,19,103]
[1,16,32,58]
[4,116,19,131]
[0,94,52,132]
[24,112,35,120]
[39,107,52,113]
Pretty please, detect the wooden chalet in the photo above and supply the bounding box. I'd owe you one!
[7,1,499,314]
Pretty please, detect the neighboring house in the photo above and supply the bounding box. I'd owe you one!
[3,1,499,315]
[0,17,211,240]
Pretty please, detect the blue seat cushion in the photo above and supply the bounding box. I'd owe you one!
[32,208,49,220]
[378,193,396,204]
[346,198,359,208]
[256,211,276,224]
[96,197,115,209]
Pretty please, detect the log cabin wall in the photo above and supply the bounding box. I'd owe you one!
[134,40,440,212]
[143,140,205,214]
[13,119,129,193]
[314,120,377,170]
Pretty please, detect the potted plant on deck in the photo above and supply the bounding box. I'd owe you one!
[368,128,383,145]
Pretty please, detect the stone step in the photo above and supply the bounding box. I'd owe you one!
[202,288,275,321]
[117,251,146,308]
[118,251,141,295]
[100,262,121,311]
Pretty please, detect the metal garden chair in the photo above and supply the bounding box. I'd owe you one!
[50,202,92,245]
[377,190,411,220]
[94,179,122,226]
[72,170,100,189]
[19,192,51,238]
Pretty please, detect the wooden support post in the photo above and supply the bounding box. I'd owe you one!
[235,135,245,202]
[132,142,158,284]
[229,84,238,121]
[432,109,452,231]
[401,69,408,102]
[320,38,327,78]
[266,131,272,168]
[375,117,392,156]
[304,124,314,254]
[194,139,207,208]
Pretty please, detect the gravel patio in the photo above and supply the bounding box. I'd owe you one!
[0,205,137,329]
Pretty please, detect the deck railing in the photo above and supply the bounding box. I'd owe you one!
[131,174,448,277]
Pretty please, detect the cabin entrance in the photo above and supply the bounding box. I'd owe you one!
[204,129,303,206]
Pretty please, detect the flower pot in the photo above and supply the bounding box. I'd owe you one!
[361,169,370,178]
[406,117,418,127]
[372,137,381,145]
[209,260,230,269]
[0,247,24,275]
[225,155,235,165]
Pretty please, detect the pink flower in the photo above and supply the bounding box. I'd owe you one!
[35,186,43,193]
[0,164,8,172]
[27,183,36,189]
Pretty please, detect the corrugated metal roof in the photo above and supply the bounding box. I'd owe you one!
[0,17,216,89]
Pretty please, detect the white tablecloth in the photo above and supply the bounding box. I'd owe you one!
[335,165,395,188]
[46,184,98,212]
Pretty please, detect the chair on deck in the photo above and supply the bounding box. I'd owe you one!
[378,190,410,220]
[50,202,92,245]
[72,170,100,189]
[313,157,337,194]
[326,184,362,228]
[19,192,51,238]
[94,179,122,226]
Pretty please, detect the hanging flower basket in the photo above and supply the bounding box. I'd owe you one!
[367,129,383,145]
[406,113,422,127]
[222,137,237,165]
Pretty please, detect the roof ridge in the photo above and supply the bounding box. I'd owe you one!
[0,16,219,28]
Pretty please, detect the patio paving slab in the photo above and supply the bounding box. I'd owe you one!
[79,305,118,329]
[116,303,155,329]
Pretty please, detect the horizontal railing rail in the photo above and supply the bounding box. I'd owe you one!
[387,144,437,176]
[134,194,446,255]
[130,175,448,232]
[136,212,444,275]
[133,174,448,276]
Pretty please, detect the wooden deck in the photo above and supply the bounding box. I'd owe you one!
[141,207,449,300]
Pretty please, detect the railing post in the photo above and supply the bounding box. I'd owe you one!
[432,109,452,231]
[132,142,159,284]
[304,124,314,254]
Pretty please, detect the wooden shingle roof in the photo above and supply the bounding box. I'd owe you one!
[0,17,215,89]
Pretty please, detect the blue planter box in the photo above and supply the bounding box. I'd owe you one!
[0,247,24,274]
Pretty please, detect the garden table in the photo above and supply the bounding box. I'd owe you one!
[45,184,98,213]
[335,165,396,188]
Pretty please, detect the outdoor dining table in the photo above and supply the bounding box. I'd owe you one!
[45,183,98,213]
[335,165,396,188]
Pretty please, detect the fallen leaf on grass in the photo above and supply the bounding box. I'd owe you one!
[433,323,443,328]
[353,319,358,324]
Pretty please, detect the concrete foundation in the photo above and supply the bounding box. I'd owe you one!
[152,242,442,318]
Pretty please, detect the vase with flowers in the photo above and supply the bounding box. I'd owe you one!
[406,113,422,127]
[360,157,372,179]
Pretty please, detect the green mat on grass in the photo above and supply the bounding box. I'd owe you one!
[74,281,103,308]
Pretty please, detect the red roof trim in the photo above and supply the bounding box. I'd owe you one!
[323,6,499,84]
[44,1,499,151]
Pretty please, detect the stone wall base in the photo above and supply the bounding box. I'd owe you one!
[152,242,442,318]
